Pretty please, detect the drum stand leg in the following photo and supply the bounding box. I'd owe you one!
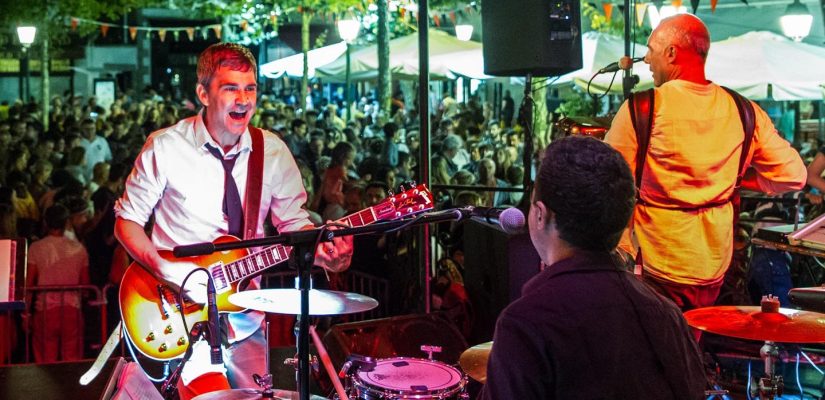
[751,341,783,400]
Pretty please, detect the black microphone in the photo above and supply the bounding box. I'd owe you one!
[173,242,216,258]
[206,276,222,365]
[598,56,644,74]
[465,206,526,235]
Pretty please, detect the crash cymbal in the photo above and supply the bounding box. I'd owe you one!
[684,306,825,343]
[229,289,378,316]
[459,341,493,383]
[192,388,327,400]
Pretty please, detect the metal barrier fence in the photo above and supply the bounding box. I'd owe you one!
[1,270,388,366]
[14,284,107,364]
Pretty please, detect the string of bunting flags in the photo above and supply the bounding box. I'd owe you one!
[66,1,480,44]
[67,16,222,42]
[601,0,719,25]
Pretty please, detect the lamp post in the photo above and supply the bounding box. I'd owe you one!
[780,0,813,41]
[17,26,36,103]
[337,18,359,122]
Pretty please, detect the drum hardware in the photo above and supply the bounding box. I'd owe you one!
[420,345,442,360]
[684,295,825,400]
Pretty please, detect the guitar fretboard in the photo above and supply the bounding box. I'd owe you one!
[216,206,379,285]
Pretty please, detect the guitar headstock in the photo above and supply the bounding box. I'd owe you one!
[372,183,434,222]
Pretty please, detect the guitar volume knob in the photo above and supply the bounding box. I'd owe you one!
[159,343,168,352]
[146,332,155,342]
[165,325,173,334]
[177,337,187,346]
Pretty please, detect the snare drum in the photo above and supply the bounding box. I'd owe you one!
[352,357,466,399]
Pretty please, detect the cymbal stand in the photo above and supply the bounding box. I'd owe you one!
[751,341,783,400]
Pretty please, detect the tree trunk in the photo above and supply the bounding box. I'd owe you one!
[41,31,50,132]
[376,0,391,119]
[301,11,311,115]
[532,82,548,150]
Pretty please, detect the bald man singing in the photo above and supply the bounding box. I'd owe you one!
[605,14,806,311]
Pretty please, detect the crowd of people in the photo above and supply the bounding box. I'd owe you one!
[0,68,532,365]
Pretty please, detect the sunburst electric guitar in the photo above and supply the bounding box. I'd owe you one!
[120,184,433,360]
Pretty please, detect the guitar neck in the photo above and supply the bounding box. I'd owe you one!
[221,206,379,284]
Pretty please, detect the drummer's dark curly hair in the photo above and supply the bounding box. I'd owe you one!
[534,136,636,252]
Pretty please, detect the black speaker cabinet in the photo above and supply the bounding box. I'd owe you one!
[482,0,583,76]
[322,313,468,368]
[463,218,541,344]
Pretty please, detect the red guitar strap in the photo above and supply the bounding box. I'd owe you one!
[244,126,265,240]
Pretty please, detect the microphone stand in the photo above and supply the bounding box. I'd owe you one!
[173,210,465,400]
[621,0,637,99]
[161,321,211,400]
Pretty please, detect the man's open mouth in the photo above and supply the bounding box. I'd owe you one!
[229,111,247,120]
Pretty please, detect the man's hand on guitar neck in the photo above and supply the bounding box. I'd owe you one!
[307,222,354,274]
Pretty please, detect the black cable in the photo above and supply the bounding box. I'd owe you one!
[177,267,213,345]
[586,70,619,105]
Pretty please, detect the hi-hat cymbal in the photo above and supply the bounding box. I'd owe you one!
[192,388,327,400]
[684,306,825,343]
[229,289,378,315]
[459,341,493,383]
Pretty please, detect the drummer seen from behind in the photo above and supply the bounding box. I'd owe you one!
[480,136,706,399]
[114,43,353,399]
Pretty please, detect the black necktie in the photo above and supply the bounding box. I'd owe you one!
[205,144,243,237]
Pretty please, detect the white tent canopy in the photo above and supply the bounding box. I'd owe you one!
[554,31,825,101]
[554,31,654,95]
[315,30,484,81]
[260,41,347,79]
[706,31,825,100]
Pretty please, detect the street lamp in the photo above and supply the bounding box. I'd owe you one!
[337,18,360,122]
[16,26,36,103]
[780,0,813,41]
[455,24,473,41]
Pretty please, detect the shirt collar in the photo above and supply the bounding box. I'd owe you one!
[194,109,252,157]
[523,251,620,293]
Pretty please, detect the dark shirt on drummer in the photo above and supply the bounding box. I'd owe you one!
[480,251,706,400]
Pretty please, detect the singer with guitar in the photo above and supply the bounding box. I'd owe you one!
[113,43,353,400]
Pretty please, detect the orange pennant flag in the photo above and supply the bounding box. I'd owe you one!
[399,7,406,18]
[635,3,647,26]
[129,26,137,41]
[186,27,195,41]
[100,24,110,37]
[158,29,167,42]
[270,14,278,26]
[710,0,718,12]
[672,0,683,7]
[433,14,441,27]
[71,18,78,31]
[240,19,248,31]
[449,11,456,25]
[212,25,222,40]
[603,3,614,20]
